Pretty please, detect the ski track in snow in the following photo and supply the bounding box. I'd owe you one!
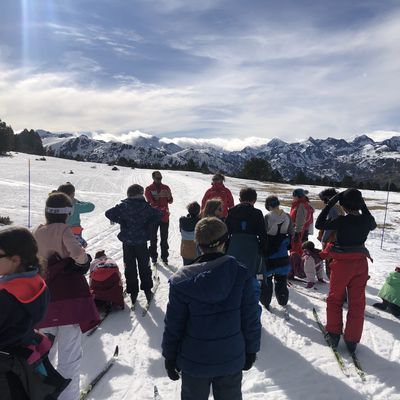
[1,153,400,400]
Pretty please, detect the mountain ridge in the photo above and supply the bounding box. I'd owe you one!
[40,130,400,185]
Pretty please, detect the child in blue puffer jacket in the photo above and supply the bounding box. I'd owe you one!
[162,217,261,400]
[105,184,161,306]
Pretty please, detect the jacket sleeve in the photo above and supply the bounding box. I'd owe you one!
[315,204,342,230]
[105,204,124,224]
[166,185,173,204]
[226,189,234,210]
[201,189,210,211]
[162,285,189,361]
[145,186,156,207]
[240,276,261,354]
[147,204,162,224]
[75,200,95,214]
[62,227,88,265]
[256,210,268,254]
[361,202,377,231]
[295,203,306,232]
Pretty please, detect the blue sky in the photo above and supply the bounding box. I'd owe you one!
[1,0,400,148]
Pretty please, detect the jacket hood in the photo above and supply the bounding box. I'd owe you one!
[212,182,225,190]
[170,255,246,303]
[229,203,254,219]
[121,197,149,211]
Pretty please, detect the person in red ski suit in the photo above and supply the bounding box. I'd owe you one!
[316,188,377,353]
[201,173,234,219]
[145,171,173,264]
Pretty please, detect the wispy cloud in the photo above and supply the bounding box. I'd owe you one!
[1,1,400,141]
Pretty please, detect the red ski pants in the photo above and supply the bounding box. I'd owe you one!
[325,256,369,343]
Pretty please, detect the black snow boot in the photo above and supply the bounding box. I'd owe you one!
[327,332,340,349]
[345,340,357,354]
[372,302,387,311]
[145,290,153,303]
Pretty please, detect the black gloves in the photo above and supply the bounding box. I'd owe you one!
[243,353,256,371]
[69,254,92,274]
[165,359,180,381]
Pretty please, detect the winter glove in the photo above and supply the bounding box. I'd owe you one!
[243,353,256,371]
[69,254,92,274]
[165,359,180,381]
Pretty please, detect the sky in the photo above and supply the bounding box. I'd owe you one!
[1,0,400,148]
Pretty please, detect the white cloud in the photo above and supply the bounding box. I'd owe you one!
[1,9,400,141]
[159,136,269,151]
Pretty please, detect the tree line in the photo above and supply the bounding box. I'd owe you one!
[0,119,44,155]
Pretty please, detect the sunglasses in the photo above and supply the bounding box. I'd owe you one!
[0,254,10,259]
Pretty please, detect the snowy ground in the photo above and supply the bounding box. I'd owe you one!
[1,153,400,400]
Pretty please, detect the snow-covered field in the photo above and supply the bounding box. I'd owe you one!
[1,153,399,400]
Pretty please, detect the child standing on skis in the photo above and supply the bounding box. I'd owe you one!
[301,241,325,289]
[105,184,161,306]
[260,195,294,310]
[315,188,376,353]
[0,227,69,399]
[57,182,95,248]
[34,193,99,400]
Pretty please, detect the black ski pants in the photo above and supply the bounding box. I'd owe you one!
[149,221,169,262]
[181,371,242,400]
[260,274,288,308]
[123,243,153,296]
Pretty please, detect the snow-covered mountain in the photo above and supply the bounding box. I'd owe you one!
[41,131,400,183]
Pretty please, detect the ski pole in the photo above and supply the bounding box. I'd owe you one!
[28,158,31,228]
[380,181,390,249]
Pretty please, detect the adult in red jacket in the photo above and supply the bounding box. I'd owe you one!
[145,171,173,264]
[201,173,234,219]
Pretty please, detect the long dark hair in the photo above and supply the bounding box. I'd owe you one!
[0,227,45,275]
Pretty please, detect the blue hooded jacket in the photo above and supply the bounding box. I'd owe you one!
[162,254,261,378]
[105,197,161,245]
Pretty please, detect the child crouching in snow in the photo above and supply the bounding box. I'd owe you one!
[301,241,325,289]
[162,217,261,400]
[89,250,124,310]
[373,266,400,318]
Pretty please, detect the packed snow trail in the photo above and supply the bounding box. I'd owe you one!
[1,153,400,399]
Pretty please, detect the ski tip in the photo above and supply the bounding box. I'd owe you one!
[114,345,119,357]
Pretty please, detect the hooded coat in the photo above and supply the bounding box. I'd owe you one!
[378,271,400,308]
[162,254,261,378]
[105,197,161,245]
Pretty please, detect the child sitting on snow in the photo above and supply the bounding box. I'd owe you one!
[302,241,325,289]
[373,266,400,318]
[89,250,124,310]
